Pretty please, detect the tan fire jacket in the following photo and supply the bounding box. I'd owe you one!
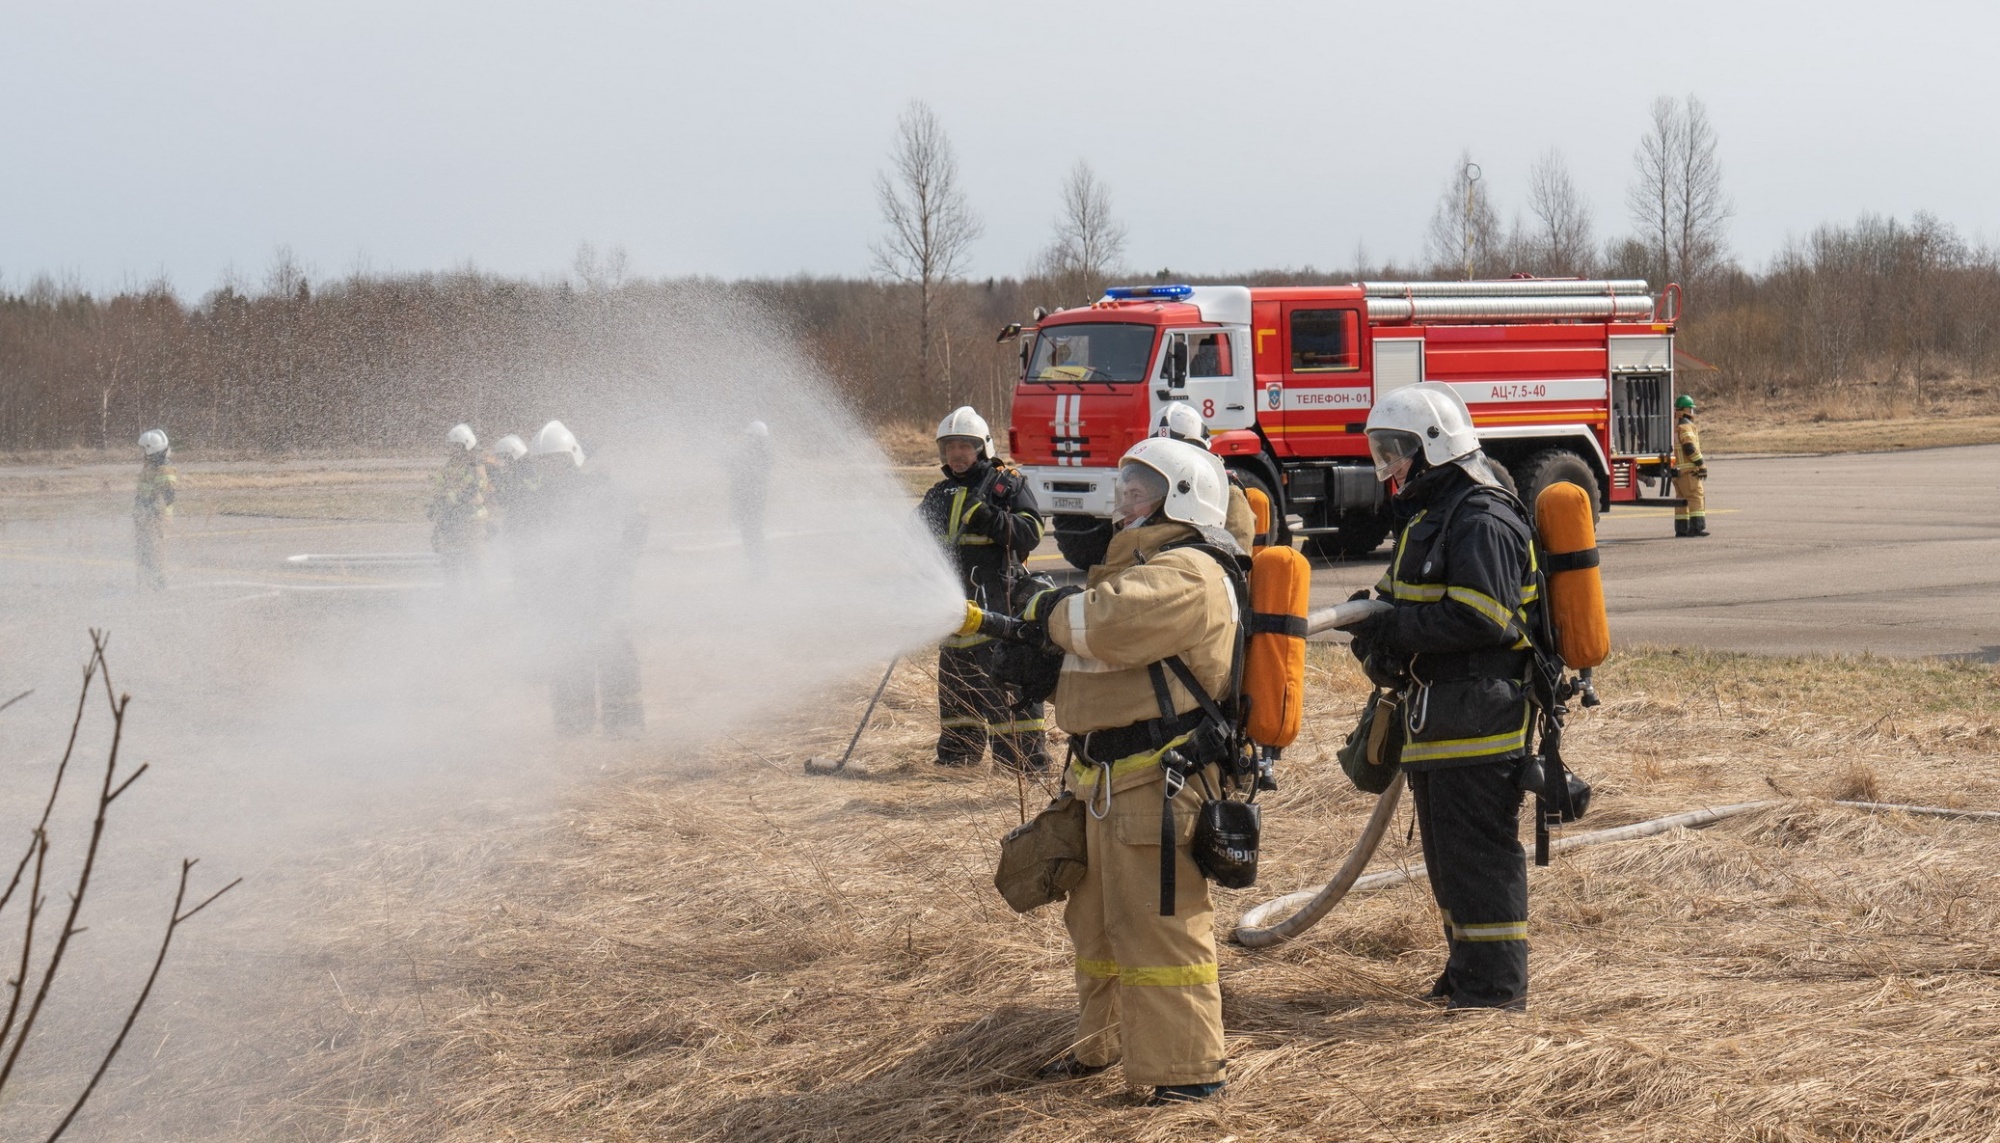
[1045,520,1238,739]
[1224,485,1255,552]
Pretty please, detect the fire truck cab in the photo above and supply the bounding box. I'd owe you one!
[1007,281,1678,569]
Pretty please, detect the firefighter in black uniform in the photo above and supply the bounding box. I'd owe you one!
[919,406,1048,771]
[1347,383,1539,1010]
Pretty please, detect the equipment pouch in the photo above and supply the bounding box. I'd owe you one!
[993,790,1088,913]
[1337,689,1405,794]
[1190,797,1261,889]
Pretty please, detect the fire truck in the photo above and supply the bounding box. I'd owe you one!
[1005,279,1680,568]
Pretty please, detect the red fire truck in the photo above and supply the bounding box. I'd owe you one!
[1005,279,1680,568]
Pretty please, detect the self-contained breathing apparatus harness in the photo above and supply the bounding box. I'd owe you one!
[1411,484,1595,865]
[1133,539,1273,915]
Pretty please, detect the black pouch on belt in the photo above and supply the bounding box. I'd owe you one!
[1191,797,1260,889]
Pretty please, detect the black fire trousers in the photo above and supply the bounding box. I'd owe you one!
[936,644,1047,772]
[1409,760,1529,1009]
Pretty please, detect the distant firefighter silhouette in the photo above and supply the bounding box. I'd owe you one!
[134,429,177,590]
[509,421,649,738]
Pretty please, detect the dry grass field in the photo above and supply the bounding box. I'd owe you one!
[113,643,2000,1143]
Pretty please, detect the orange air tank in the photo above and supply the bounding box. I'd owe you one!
[1244,545,1311,748]
[1534,480,1609,669]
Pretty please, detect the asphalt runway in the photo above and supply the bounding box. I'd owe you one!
[6,444,1998,660]
[1022,444,2000,662]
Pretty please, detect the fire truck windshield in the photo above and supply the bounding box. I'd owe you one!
[1026,323,1156,383]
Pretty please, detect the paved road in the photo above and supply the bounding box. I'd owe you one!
[1023,444,2000,662]
[7,445,1998,660]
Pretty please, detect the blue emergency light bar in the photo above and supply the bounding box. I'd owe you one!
[1102,284,1194,300]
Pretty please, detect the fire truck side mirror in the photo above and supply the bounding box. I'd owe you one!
[1168,338,1188,388]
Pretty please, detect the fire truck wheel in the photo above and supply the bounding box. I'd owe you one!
[1052,517,1112,571]
[1517,448,1602,524]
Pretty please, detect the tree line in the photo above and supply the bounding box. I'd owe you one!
[3,96,1998,452]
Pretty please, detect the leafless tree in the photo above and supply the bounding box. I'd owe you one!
[871,101,983,399]
[1627,94,1732,291]
[1525,148,1595,276]
[0,632,238,1141]
[1424,151,1502,278]
[1038,160,1127,303]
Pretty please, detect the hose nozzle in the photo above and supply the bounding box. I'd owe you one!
[958,601,1028,642]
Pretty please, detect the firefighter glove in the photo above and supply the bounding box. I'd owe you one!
[1693,465,1709,479]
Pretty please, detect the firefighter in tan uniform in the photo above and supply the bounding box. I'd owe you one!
[1152,402,1263,552]
[1036,436,1239,1104]
[133,429,177,591]
[1672,394,1709,537]
[429,423,493,583]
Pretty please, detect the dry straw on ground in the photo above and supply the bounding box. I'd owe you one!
[103,643,2000,1142]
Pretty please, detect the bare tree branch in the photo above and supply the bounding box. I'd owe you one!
[870,101,983,400]
[1038,160,1128,303]
[1525,148,1595,276]
[41,861,240,1143]
[1424,150,1502,278]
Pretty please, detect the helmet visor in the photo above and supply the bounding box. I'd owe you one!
[1366,429,1424,483]
[1115,460,1170,525]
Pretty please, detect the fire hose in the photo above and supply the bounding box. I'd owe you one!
[1233,792,2000,948]
[1231,599,2000,946]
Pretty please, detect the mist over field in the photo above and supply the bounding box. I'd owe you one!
[0,289,964,1138]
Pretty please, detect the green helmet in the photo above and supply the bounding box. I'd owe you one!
[1674,394,1696,410]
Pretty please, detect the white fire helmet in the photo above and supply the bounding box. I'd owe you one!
[1364,382,1500,486]
[530,420,585,467]
[447,423,477,451]
[934,406,994,460]
[138,429,170,457]
[492,433,528,461]
[1118,436,1228,528]
[1152,402,1211,450]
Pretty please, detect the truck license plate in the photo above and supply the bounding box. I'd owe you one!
[1052,496,1084,510]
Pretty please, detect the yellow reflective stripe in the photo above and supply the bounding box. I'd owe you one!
[1520,582,1541,603]
[1021,512,1046,543]
[1389,581,1445,602]
[1121,962,1219,987]
[1067,734,1190,786]
[1373,573,1391,594]
[1446,585,1514,630]
[1077,958,1119,980]
[1400,717,1530,764]
[988,719,1046,734]
[946,487,969,543]
[1452,920,1528,942]
[958,535,996,546]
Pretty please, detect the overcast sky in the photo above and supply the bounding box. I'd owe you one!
[4,0,1996,296]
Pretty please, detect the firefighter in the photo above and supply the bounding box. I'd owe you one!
[133,429,177,591]
[1672,394,1709,537]
[1152,402,1261,552]
[1032,436,1237,1103]
[918,406,1047,772]
[728,420,772,572]
[509,421,648,737]
[428,424,492,584]
[1346,382,1538,1011]
[487,433,529,513]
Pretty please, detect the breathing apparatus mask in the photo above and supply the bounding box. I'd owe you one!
[1115,461,1169,529]
[1367,429,1425,491]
